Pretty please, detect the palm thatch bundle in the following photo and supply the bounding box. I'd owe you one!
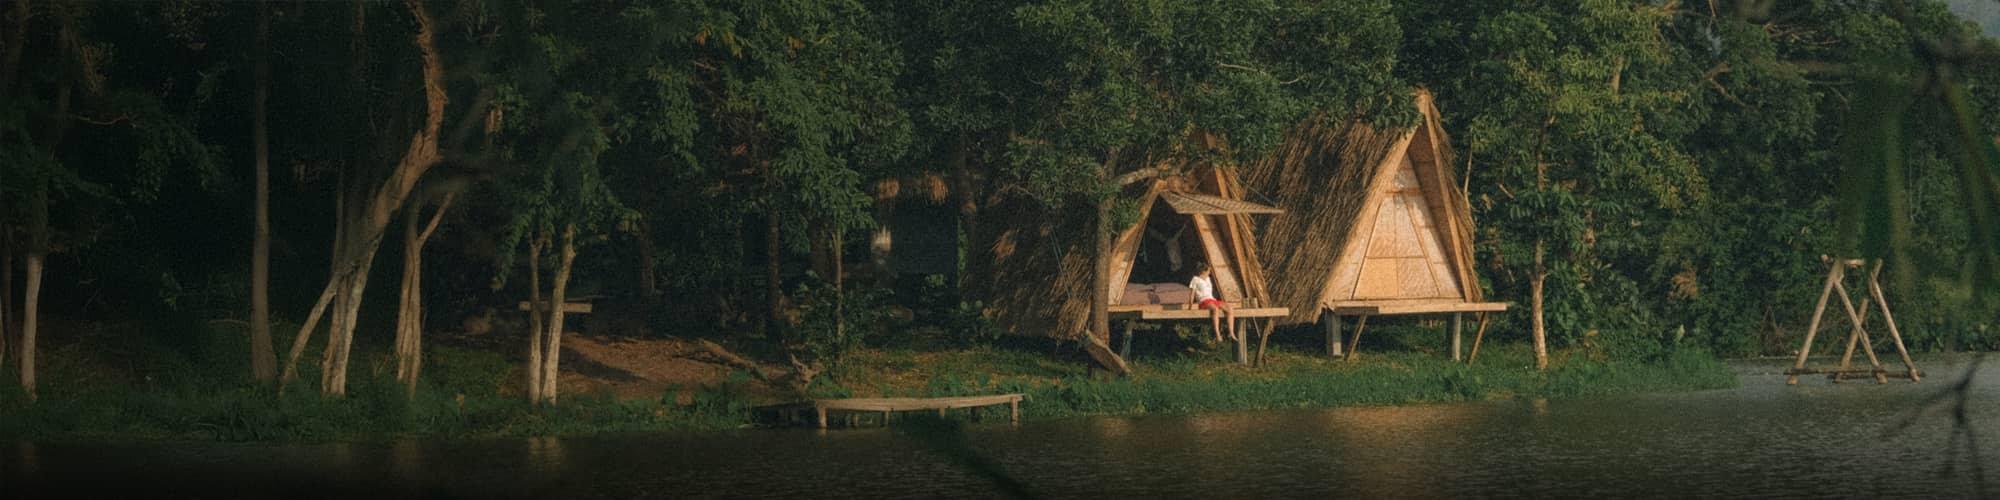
[962,190,1118,339]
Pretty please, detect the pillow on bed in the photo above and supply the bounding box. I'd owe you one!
[1118,283,1195,306]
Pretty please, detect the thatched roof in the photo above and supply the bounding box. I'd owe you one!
[965,166,1269,339]
[963,190,1112,339]
[1240,90,1483,324]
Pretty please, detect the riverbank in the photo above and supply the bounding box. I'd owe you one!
[824,343,1736,419]
[0,322,1737,442]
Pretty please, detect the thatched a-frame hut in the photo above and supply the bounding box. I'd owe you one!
[1242,90,1507,359]
[966,166,1288,363]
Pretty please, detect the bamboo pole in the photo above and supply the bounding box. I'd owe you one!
[1465,312,1493,365]
[1835,261,1882,383]
[1789,257,1845,385]
[1829,293,1871,384]
[1864,262,1921,381]
[1831,279,1889,384]
[1344,315,1370,361]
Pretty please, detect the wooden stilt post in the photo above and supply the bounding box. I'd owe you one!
[816,406,828,429]
[1234,320,1249,364]
[1255,319,1274,366]
[1451,313,1464,361]
[1864,263,1920,381]
[1326,313,1344,358]
[1789,257,1845,385]
[1009,400,1020,424]
[1345,315,1370,361]
[1119,320,1135,360]
[1466,313,1492,365]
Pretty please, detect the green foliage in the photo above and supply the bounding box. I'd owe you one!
[790,280,894,372]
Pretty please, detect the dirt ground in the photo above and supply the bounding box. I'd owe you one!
[552,334,788,403]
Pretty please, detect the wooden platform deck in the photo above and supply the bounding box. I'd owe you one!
[1103,304,1288,367]
[1108,304,1289,320]
[757,394,1023,428]
[1330,301,1508,315]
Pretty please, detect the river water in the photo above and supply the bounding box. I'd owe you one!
[5,357,1997,499]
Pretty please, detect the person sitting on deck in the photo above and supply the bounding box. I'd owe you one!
[1189,262,1236,342]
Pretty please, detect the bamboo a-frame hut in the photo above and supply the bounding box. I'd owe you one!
[967,165,1287,367]
[1242,90,1506,359]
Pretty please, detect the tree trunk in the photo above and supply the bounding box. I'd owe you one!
[248,0,276,384]
[395,206,419,383]
[1531,240,1548,371]
[952,133,977,290]
[396,193,453,399]
[832,228,843,349]
[288,0,448,397]
[1091,194,1112,345]
[0,0,25,380]
[765,164,784,337]
[539,224,578,405]
[21,177,46,401]
[525,231,546,404]
[19,252,38,402]
[0,0,28,99]
[636,220,658,298]
[2,239,11,375]
[320,242,378,397]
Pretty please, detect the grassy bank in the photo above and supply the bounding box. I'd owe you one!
[0,324,1736,442]
[821,342,1737,419]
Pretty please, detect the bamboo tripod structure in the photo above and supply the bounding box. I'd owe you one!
[1786,257,1920,385]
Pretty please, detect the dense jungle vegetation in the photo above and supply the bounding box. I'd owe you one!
[1,0,1998,438]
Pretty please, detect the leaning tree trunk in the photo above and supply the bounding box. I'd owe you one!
[1531,240,1548,371]
[277,0,449,397]
[321,237,380,397]
[248,0,277,383]
[525,232,546,404]
[395,192,453,399]
[538,224,578,405]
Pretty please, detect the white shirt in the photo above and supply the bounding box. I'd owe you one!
[1189,275,1215,302]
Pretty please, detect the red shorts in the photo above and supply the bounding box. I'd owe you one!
[1198,298,1224,309]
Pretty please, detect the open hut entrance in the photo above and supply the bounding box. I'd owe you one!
[1124,198,1203,290]
[1082,169,1291,371]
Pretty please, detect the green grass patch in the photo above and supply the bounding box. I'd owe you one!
[0,322,1734,442]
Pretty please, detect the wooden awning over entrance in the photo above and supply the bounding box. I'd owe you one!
[1160,192,1284,215]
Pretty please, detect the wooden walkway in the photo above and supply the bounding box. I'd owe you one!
[757,394,1023,428]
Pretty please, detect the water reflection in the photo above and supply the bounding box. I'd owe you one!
[5,358,1996,498]
[391,438,423,484]
[527,436,565,474]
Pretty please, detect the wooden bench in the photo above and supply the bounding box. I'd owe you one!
[757,394,1024,428]
[1106,302,1289,364]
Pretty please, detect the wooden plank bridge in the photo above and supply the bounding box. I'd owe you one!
[757,394,1023,429]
